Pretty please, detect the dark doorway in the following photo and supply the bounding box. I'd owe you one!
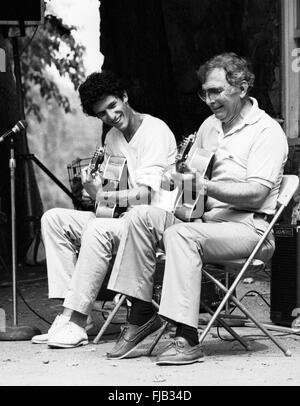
[100,0,281,141]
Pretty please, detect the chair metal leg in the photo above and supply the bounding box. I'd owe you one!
[200,207,284,341]
[200,269,291,356]
[227,295,291,356]
[200,301,251,350]
[147,321,169,356]
[93,294,127,344]
[93,296,161,344]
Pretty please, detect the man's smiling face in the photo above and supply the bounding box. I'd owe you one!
[93,93,131,132]
[202,68,242,124]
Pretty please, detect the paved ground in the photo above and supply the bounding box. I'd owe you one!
[0,263,300,389]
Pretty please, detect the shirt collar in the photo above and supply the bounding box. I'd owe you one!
[243,97,264,125]
[211,97,264,136]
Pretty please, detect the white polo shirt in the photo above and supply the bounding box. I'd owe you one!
[102,114,178,212]
[194,98,288,215]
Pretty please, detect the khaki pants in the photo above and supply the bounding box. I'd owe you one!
[41,208,125,314]
[108,205,275,328]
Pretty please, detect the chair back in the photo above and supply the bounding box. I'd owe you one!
[277,175,299,207]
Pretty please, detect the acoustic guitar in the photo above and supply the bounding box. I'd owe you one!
[68,146,105,211]
[95,155,128,218]
[173,134,214,222]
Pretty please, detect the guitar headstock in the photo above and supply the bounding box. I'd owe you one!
[176,132,197,172]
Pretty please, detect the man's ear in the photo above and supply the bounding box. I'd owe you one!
[122,92,129,103]
[240,81,249,98]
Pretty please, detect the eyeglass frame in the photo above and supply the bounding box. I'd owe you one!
[197,85,238,102]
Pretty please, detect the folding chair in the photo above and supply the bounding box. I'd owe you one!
[198,174,299,357]
[93,175,299,355]
[93,249,167,344]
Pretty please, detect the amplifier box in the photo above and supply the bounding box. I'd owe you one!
[270,225,300,326]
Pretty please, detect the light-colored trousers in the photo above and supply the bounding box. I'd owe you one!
[41,208,125,314]
[108,205,275,329]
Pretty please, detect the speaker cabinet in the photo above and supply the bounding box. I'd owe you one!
[270,225,300,326]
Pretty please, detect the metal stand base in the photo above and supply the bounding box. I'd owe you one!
[245,321,300,335]
[0,309,41,341]
[0,326,41,341]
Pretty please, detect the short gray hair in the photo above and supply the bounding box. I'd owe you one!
[197,52,255,93]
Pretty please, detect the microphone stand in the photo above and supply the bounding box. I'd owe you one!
[0,33,40,341]
[0,137,41,341]
[10,137,18,327]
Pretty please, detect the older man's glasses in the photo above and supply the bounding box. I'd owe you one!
[197,87,225,102]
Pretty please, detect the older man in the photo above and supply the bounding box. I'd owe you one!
[107,52,288,365]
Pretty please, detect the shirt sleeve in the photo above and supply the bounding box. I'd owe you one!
[247,125,288,188]
[134,121,177,192]
[193,115,220,153]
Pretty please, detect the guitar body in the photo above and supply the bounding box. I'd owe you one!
[174,147,214,222]
[96,155,128,218]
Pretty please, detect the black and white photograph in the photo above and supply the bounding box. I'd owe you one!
[0,0,300,390]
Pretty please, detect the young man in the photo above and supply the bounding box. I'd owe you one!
[31,71,177,348]
[106,52,288,364]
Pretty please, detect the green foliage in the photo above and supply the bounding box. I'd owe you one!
[20,14,86,121]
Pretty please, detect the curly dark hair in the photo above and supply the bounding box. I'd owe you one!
[78,70,127,117]
[197,52,255,93]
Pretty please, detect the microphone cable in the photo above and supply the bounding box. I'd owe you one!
[0,277,52,325]
[16,286,51,325]
[19,25,39,56]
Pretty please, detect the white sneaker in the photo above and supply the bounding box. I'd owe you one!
[31,314,70,344]
[47,320,88,348]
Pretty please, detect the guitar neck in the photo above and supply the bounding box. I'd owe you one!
[176,133,196,172]
[90,146,105,174]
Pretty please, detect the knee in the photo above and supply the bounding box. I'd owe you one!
[81,220,113,252]
[82,219,101,238]
[41,208,62,228]
[126,205,154,225]
[259,236,275,263]
[163,223,194,243]
[81,219,111,243]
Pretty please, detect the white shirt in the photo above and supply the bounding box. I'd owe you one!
[193,98,288,214]
[103,114,178,212]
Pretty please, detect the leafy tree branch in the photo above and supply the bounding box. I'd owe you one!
[20,13,86,121]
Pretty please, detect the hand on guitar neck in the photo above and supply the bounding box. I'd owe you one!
[80,146,129,218]
[161,163,195,191]
[81,145,105,200]
[88,145,105,176]
[175,132,197,173]
[161,133,215,221]
[174,147,214,221]
[161,132,196,191]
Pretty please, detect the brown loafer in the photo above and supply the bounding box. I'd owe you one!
[156,337,204,366]
[106,314,163,359]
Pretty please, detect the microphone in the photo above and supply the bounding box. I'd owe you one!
[0,120,28,143]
